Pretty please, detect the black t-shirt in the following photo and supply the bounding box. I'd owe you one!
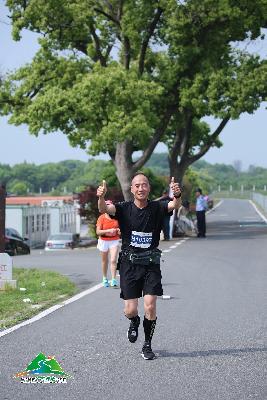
[159,196,173,217]
[113,200,169,252]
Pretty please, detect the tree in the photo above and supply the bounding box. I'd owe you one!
[164,50,267,183]
[78,185,124,237]
[0,164,13,186]
[1,1,267,198]
[9,181,29,195]
[233,160,242,173]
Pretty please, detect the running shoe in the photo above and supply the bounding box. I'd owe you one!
[110,278,118,287]
[102,278,109,288]
[141,341,156,360]
[127,315,140,343]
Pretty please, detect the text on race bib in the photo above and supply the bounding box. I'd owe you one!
[130,231,152,248]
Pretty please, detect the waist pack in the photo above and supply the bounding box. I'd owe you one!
[128,249,162,266]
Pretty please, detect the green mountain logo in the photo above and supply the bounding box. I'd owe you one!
[14,352,71,379]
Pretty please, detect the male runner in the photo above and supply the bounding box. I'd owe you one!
[97,172,181,360]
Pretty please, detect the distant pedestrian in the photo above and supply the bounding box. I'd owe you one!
[96,200,120,287]
[195,188,208,238]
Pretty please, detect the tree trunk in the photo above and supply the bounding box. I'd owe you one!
[114,141,134,200]
[168,115,230,187]
[168,155,187,187]
[112,103,178,200]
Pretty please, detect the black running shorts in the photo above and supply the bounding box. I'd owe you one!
[119,257,163,300]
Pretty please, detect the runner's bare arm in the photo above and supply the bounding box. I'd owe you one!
[96,227,117,236]
[168,177,182,212]
[97,180,116,215]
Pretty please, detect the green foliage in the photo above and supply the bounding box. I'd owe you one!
[61,159,120,192]
[145,153,169,176]
[2,155,267,200]
[145,153,267,193]
[2,158,164,195]
[9,181,29,195]
[192,160,267,190]
[0,164,13,185]
[2,1,266,133]
[139,167,167,199]
[1,0,267,199]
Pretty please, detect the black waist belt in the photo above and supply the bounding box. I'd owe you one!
[122,248,162,266]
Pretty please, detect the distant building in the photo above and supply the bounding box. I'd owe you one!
[6,195,74,207]
[6,196,80,248]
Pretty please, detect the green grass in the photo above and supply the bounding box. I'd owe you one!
[0,268,77,329]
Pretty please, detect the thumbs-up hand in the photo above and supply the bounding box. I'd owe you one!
[170,176,181,199]
[97,179,107,198]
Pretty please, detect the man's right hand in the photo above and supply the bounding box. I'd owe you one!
[97,180,107,198]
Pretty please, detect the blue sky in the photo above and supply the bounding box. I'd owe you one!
[0,4,266,171]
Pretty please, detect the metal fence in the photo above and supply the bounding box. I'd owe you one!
[252,192,267,214]
[212,190,253,200]
[211,190,267,214]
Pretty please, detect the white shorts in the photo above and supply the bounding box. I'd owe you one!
[97,238,120,252]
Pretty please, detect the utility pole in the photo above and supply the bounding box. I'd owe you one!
[0,183,6,252]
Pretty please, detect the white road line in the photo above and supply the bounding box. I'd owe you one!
[1,234,192,338]
[0,283,103,338]
[63,283,103,305]
[163,237,189,253]
[249,200,267,223]
[239,216,260,220]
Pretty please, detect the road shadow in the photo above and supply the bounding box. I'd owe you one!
[198,220,267,241]
[156,346,267,359]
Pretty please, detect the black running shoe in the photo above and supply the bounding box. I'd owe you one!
[127,316,140,343]
[141,341,156,360]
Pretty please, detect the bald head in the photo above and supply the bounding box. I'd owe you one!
[131,172,149,185]
[131,173,150,201]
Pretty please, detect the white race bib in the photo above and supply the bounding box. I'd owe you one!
[130,231,152,248]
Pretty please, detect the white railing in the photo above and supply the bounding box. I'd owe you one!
[211,190,267,214]
[252,192,267,213]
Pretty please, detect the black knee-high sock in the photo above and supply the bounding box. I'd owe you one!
[126,315,140,325]
[143,316,157,342]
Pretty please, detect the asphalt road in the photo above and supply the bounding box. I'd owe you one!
[1,199,266,400]
[13,245,103,291]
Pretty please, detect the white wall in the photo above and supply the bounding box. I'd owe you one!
[5,208,23,235]
[50,208,60,235]
[6,204,79,248]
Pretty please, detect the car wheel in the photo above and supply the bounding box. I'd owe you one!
[12,246,18,256]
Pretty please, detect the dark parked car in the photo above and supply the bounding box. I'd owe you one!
[5,228,30,256]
